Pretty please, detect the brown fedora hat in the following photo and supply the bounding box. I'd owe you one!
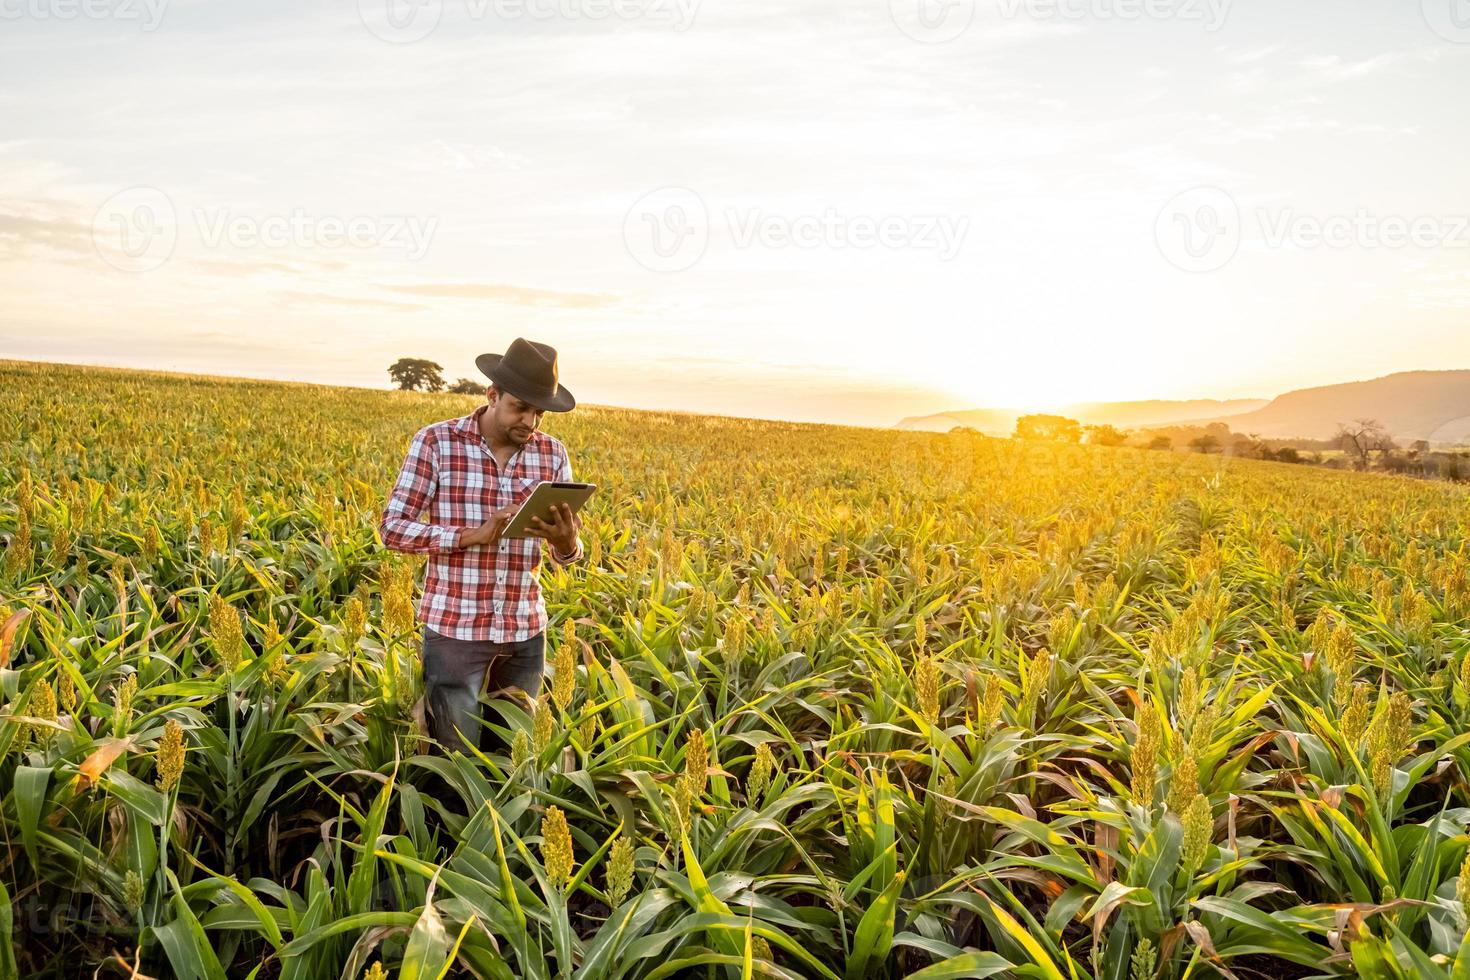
[475,338,576,412]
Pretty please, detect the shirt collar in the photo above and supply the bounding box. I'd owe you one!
[457,405,487,438]
[457,405,545,451]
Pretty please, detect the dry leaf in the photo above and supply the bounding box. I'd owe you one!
[0,607,31,669]
[75,735,138,789]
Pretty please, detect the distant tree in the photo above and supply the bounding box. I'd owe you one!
[1229,435,1269,459]
[1380,451,1413,474]
[388,358,446,392]
[1410,439,1432,457]
[448,377,485,395]
[1145,435,1173,452]
[949,425,982,435]
[1335,419,1392,471]
[1189,434,1221,454]
[1085,424,1128,447]
[1015,414,1082,443]
[1274,446,1303,464]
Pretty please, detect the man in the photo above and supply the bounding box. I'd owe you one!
[380,338,584,753]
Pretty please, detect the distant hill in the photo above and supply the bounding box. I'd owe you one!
[1182,371,1470,443]
[896,399,1267,435]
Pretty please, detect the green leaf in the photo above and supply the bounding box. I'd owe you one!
[399,898,451,980]
[1349,933,1404,979]
[0,878,17,980]
[845,864,905,980]
[154,872,229,980]
[347,770,395,916]
[1452,920,1470,980]
[106,770,169,826]
[904,952,1014,979]
[984,898,1065,980]
[12,765,50,869]
[182,856,286,950]
[681,836,745,960]
[487,807,536,974]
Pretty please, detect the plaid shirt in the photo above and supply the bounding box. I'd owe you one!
[379,405,584,642]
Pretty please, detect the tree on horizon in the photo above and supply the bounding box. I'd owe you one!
[1335,418,1394,471]
[1015,414,1082,443]
[388,358,446,392]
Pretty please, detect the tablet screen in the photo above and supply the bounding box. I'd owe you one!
[501,481,597,538]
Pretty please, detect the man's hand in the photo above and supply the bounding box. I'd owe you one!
[526,502,580,557]
[460,506,518,549]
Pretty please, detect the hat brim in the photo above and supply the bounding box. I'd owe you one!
[475,353,577,412]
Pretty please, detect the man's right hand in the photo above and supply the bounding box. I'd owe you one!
[459,506,518,548]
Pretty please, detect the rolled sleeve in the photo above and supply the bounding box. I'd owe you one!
[549,536,584,567]
[380,428,462,554]
[549,447,586,566]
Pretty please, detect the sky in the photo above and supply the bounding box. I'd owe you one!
[2,0,1469,428]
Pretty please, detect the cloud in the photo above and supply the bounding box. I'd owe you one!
[1300,52,1405,82]
[275,290,427,313]
[1224,44,1287,66]
[0,211,92,254]
[383,282,619,309]
[191,255,348,278]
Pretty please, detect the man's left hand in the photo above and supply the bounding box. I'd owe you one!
[526,503,580,557]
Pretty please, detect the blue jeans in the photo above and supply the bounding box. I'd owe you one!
[421,627,545,753]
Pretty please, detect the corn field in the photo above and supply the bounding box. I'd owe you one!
[4,358,1470,979]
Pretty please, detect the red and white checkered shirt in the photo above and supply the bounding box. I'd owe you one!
[379,405,584,642]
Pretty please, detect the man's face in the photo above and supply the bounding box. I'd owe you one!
[487,388,545,445]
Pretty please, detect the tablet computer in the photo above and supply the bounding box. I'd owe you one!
[501,481,597,539]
